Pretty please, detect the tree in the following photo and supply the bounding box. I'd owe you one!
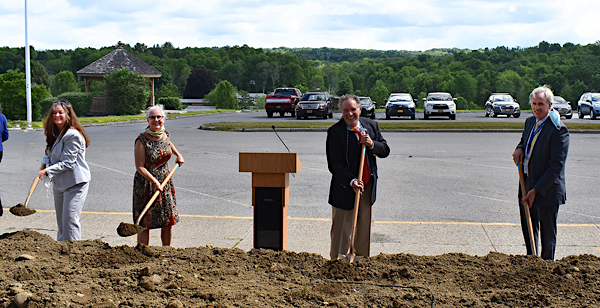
[0,69,48,120]
[204,80,238,109]
[337,76,353,95]
[51,70,78,96]
[183,69,216,98]
[19,60,50,87]
[157,83,180,100]
[446,70,477,103]
[369,80,389,108]
[104,68,151,115]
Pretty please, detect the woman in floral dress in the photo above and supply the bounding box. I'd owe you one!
[133,105,184,246]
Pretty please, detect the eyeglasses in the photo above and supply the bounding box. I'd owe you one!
[149,115,163,120]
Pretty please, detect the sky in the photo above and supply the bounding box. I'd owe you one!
[1,0,599,52]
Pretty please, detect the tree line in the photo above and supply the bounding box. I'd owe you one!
[1,40,599,119]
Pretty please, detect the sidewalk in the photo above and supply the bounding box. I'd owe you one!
[2,208,599,260]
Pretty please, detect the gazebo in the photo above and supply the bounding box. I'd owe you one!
[76,41,162,115]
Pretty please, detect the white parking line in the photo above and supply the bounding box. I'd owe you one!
[457,192,512,203]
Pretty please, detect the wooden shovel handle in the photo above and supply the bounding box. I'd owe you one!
[135,163,180,226]
[518,163,537,256]
[24,164,46,208]
[348,145,366,256]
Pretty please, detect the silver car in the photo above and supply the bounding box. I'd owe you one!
[553,96,572,119]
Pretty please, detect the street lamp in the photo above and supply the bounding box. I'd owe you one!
[25,0,32,129]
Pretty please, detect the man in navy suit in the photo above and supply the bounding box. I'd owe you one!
[512,86,569,260]
[326,94,390,260]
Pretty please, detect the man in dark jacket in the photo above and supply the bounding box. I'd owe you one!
[512,86,569,260]
[326,94,390,260]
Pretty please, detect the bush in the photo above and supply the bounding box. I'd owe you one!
[255,95,265,110]
[204,80,238,109]
[40,97,56,116]
[455,96,480,110]
[0,69,48,120]
[58,92,94,116]
[158,97,186,110]
[238,91,255,110]
[105,68,151,115]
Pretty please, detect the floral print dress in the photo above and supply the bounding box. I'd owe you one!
[132,131,179,229]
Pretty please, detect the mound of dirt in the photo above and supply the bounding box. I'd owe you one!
[1,230,600,307]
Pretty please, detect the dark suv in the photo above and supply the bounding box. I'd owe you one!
[296,92,333,119]
[484,93,520,118]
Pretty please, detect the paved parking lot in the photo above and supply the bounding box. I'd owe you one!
[1,112,599,258]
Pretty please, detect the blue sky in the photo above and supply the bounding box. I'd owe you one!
[1,0,598,51]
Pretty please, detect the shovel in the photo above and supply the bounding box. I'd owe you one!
[338,144,366,263]
[518,163,537,256]
[117,163,180,237]
[10,164,46,217]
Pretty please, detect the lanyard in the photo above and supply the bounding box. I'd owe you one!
[525,121,544,158]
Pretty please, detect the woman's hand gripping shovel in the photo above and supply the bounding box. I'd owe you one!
[518,163,537,256]
[10,164,46,216]
[117,163,180,237]
[338,144,366,263]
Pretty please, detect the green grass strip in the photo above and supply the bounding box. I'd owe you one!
[6,110,236,129]
[204,121,600,131]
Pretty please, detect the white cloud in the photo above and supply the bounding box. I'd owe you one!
[0,0,598,51]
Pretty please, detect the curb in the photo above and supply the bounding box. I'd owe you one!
[198,126,600,134]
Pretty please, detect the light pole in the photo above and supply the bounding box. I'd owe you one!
[25,0,32,129]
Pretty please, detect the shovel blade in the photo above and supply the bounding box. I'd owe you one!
[116,222,145,237]
[10,204,36,216]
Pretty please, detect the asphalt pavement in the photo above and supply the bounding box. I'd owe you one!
[1,111,599,260]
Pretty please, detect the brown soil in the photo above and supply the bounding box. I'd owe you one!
[8,204,36,217]
[1,230,600,308]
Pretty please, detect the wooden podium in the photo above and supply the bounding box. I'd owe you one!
[239,152,302,251]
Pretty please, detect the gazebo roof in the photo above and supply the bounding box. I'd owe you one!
[76,42,162,78]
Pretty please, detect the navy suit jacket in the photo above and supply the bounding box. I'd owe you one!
[326,118,390,210]
[517,116,569,208]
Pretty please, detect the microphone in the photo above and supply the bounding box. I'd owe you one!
[272,125,290,153]
[272,125,294,177]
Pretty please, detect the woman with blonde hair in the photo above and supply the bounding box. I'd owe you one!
[38,100,91,241]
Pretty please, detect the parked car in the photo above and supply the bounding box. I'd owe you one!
[295,91,333,119]
[423,92,456,120]
[577,92,600,119]
[265,88,302,118]
[359,97,376,119]
[484,93,520,118]
[552,96,572,119]
[385,93,416,120]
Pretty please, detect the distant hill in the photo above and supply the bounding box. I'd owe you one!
[266,47,468,62]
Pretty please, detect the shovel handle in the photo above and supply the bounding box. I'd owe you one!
[347,145,366,257]
[136,163,180,226]
[24,164,46,208]
[518,163,537,256]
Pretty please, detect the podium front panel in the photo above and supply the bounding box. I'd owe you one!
[254,187,284,251]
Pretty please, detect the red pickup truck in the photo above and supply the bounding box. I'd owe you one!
[265,88,302,118]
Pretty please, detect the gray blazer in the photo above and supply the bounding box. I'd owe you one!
[43,128,91,191]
